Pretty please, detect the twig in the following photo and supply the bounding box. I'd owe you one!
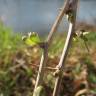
[52,0,78,96]
[33,43,48,90]
[9,59,26,72]
[33,0,70,94]
[31,64,57,70]
[46,0,69,44]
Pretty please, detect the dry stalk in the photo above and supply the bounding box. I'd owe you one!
[33,43,48,90]
[31,64,57,71]
[33,0,70,95]
[47,0,69,44]
[52,0,78,96]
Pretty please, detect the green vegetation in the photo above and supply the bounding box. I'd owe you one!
[0,21,96,95]
[22,32,41,47]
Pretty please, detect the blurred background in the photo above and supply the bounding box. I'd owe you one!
[0,0,96,34]
[0,1,96,96]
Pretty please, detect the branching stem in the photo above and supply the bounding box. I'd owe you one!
[33,0,70,95]
[52,0,78,96]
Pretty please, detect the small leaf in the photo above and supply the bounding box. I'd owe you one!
[22,32,41,46]
[29,32,41,43]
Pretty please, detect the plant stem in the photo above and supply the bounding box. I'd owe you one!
[52,0,78,96]
[47,0,69,44]
[33,0,72,95]
[33,0,70,93]
[33,43,48,92]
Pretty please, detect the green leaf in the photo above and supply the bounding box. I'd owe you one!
[29,32,40,43]
[22,32,41,46]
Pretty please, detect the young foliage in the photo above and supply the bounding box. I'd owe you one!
[22,32,41,47]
